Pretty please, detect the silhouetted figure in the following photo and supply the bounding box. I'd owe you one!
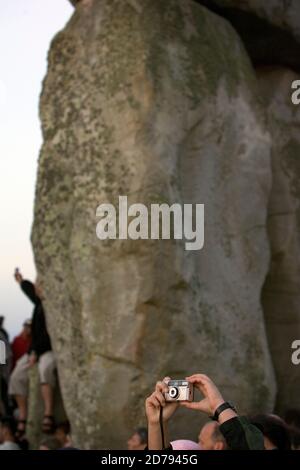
[9,269,56,438]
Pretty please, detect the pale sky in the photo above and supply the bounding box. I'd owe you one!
[0,0,73,339]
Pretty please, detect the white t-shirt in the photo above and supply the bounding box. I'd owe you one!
[0,441,20,450]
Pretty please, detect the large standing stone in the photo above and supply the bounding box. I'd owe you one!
[213,0,300,42]
[32,0,276,448]
[258,68,300,413]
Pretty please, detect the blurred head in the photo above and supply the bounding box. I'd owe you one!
[198,422,227,450]
[18,438,29,450]
[39,437,62,450]
[0,316,4,328]
[22,319,32,336]
[0,418,16,443]
[171,440,201,450]
[127,427,148,450]
[285,409,300,430]
[55,421,71,447]
[288,426,300,450]
[251,414,291,450]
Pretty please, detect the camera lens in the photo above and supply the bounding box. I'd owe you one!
[169,386,179,399]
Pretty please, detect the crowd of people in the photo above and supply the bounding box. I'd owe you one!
[0,270,65,449]
[0,272,300,451]
[145,375,300,450]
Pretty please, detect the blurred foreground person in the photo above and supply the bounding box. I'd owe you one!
[9,269,56,437]
[284,409,300,449]
[171,440,200,450]
[285,408,300,430]
[0,417,20,450]
[288,426,300,450]
[127,427,148,450]
[145,373,264,450]
[250,414,291,450]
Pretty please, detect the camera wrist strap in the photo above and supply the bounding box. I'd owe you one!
[159,405,165,449]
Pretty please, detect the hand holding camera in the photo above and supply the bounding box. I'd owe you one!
[145,376,179,425]
[146,373,237,450]
[165,379,194,402]
[180,374,226,416]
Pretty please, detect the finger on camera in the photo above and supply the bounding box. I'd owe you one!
[186,374,211,389]
[186,373,206,382]
[195,374,213,386]
[156,380,168,394]
[186,376,205,389]
[149,395,161,409]
[154,391,166,407]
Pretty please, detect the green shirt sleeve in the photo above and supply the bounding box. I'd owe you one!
[220,416,265,450]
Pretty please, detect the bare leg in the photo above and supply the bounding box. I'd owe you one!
[15,394,27,421]
[41,384,54,416]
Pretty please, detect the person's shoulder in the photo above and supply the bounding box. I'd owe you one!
[0,442,21,450]
[12,334,21,344]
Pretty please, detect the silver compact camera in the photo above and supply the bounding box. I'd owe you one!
[165,380,194,402]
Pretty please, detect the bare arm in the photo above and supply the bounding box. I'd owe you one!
[145,377,178,450]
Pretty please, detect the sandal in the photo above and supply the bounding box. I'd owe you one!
[42,415,55,434]
[15,419,27,439]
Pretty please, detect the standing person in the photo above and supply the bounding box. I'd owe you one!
[0,317,12,416]
[11,319,32,370]
[9,269,56,437]
[0,317,9,342]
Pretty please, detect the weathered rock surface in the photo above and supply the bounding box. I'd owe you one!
[196,0,300,73]
[258,68,300,413]
[213,0,300,41]
[26,367,67,449]
[69,0,81,6]
[33,0,276,448]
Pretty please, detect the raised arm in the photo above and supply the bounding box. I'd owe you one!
[20,280,39,305]
[181,374,264,450]
[145,377,179,450]
[14,269,38,304]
